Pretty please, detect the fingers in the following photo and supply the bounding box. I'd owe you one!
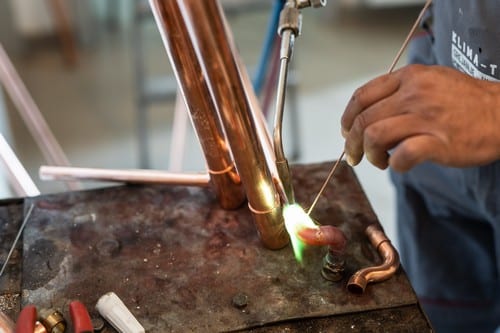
[341,73,400,134]
[344,97,404,166]
[348,114,444,171]
[389,135,443,172]
[341,74,401,166]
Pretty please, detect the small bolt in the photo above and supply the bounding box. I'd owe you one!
[73,213,96,225]
[231,293,248,309]
[96,239,121,257]
[92,317,105,331]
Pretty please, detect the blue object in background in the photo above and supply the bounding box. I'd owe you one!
[252,0,284,94]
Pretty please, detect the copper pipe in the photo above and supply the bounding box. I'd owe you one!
[0,309,15,333]
[0,134,40,197]
[0,43,79,191]
[297,225,347,255]
[298,225,347,282]
[39,166,210,186]
[148,0,245,210]
[234,33,285,201]
[161,0,288,249]
[48,0,79,67]
[347,224,400,294]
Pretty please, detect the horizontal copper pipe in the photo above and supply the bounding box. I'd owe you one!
[297,225,347,255]
[347,224,400,294]
[298,224,347,282]
[39,166,210,186]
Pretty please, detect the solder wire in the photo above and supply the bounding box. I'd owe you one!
[307,0,433,216]
[0,203,35,278]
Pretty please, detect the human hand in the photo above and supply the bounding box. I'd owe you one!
[341,64,500,172]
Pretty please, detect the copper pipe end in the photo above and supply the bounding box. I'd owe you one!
[347,271,368,294]
[249,203,289,250]
[347,224,400,294]
[208,165,246,210]
[297,225,347,255]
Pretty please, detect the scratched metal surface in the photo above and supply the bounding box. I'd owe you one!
[0,198,25,321]
[20,162,427,332]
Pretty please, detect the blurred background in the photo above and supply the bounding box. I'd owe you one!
[0,0,424,245]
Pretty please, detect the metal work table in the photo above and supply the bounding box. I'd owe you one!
[0,162,433,332]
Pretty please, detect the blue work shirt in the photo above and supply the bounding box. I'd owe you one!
[391,1,500,332]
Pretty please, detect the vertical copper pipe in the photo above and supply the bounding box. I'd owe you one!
[179,0,289,249]
[48,0,79,67]
[149,0,288,249]
[148,0,245,210]
[0,134,40,197]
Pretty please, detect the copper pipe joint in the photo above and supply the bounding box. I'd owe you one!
[249,202,289,250]
[298,225,347,281]
[347,224,400,294]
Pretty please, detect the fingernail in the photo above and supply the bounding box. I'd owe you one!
[346,154,355,166]
[341,128,348,138]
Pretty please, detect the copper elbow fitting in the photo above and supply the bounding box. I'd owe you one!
[347,224,400,294]
[298,225,347,281]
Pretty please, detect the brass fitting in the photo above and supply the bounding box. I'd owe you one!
[39,309,66,333]
[322,249,345,282]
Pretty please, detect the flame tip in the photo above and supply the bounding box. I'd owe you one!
[283,203,317,263]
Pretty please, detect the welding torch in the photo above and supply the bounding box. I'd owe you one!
[274,0,326,205]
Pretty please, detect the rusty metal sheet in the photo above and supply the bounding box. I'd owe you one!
[243,304,432,333]
[0,198,25,320]
[21,162,423,332]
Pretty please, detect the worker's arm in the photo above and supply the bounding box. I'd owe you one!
[340,64,500,172]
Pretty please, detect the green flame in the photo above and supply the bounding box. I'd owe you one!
[283,204,318,263]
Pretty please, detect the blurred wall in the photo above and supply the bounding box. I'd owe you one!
[0,1,18,51]
[9,0,53,37]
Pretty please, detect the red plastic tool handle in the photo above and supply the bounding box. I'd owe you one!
[69,301,94,333]
[15,305,37,333]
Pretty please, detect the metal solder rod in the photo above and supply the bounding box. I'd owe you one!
[0,203,34,278]
[307,151,344,215]
[307,0,432,216]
